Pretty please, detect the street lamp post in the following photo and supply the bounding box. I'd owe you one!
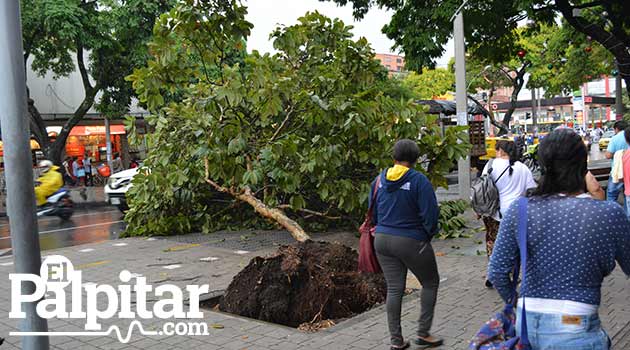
[452,1,471,200]
[0,1,50,349]
[616,61,624,120]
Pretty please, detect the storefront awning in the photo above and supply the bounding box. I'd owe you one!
[0,139,41,156]
[69,125,126,136]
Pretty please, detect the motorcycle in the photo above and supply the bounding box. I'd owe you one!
[36,188,74,220]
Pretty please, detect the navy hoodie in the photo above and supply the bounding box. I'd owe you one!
[368,168,439,241]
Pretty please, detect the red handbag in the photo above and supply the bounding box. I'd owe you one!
[358,176,382,273]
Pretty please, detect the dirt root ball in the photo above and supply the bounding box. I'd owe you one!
[219,240,386,328]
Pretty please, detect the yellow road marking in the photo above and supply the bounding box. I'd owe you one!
[163,243,200,252]
[76,260,111,269]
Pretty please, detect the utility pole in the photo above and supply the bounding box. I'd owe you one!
[530,87,537,133]
[453,8,470,200]
[616,61,624,120]
[0,1,49,349]
[104,117,114,172]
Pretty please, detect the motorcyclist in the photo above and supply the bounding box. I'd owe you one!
[35,160,63,206]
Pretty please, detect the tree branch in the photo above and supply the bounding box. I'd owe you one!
[203,158,311,242]
[277,204,342,220]
[269,104,295,142]
[467,94,508,134]
[573,1,604,9]
[47,43,100,163]
[76,42,93,92]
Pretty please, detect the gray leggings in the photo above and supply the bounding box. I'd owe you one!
[374,234,440,345]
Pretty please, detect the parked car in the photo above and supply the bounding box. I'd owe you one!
[104,168,138,212]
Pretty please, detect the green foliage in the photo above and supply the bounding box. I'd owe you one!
[400,69,454,100]
[22,0,175,115]
[20,0,175,163]
[123,1,470,236]
[324,0,626,75]
[526,23,613,97]
[437,200,469,240]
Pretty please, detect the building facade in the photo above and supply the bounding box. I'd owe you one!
[374,53,405,75]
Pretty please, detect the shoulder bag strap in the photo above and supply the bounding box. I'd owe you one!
[494,163,511,183]
[517,197,530,346]
[368,175,381,214]
[488,158,494,175]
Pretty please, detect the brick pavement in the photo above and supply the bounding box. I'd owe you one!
[0,217,628,349]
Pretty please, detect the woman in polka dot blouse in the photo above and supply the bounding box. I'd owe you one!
[488,128,630,349]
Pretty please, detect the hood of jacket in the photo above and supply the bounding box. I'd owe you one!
[380,165,415,193]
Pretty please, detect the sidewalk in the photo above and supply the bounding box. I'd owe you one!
[0,213,628,349]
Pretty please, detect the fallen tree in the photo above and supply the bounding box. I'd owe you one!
[124,0,470,238]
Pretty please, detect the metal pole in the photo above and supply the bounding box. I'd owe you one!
[454,11,470,200]
[530,87,537,133]
[104,117,114,172]
[616,62,624,120]
[537,88,542,122]
[582,84,588,130]
[0,1,49,349]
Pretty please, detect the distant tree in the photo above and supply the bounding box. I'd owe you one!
[323,0,630,98]
[400,68,454,100]
[463,23,612,134]
[20,0,174,164]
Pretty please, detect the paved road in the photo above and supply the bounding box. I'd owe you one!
[589,143,608,162]
[0,206,125,253]
[0,216,627,350]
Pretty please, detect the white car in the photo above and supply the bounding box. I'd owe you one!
[104,168,138,212]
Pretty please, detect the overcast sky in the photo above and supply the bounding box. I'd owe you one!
[243,0,454,68]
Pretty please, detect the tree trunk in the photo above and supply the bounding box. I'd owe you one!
[498,65,528,135]
[234,188,310,242]
[204,159,311,242]
[47,140,66,167]
[26,93,48,152]
[467,94,508,135]
[25,46,99,165]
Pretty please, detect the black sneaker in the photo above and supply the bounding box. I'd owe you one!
[485,279,494,289]
[390,340,409,350]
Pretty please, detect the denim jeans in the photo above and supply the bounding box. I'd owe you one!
[607,179,628,213]
[516,309,610,350]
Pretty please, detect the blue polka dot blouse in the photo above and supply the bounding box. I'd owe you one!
[488,195,630,306]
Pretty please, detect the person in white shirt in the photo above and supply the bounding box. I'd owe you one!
[481,140,537,287]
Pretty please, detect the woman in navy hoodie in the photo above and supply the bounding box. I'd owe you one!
[369,139,442,349]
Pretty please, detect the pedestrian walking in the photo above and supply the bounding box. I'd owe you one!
[488,128,630,350]
[480,140,536,287]
[112,153,124,173]
[73,157,86,186]
[62,157,76,186]
[369,139,442,349]
[83,154,92,186]
[605,121,628,211]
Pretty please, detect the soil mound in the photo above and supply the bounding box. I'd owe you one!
[219,240,386,328]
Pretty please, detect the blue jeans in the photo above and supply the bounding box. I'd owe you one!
[626,196,630,219]
[516,310,610,350]
[607,179,627,213]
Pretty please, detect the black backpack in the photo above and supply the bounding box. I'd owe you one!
[470,159,510,218]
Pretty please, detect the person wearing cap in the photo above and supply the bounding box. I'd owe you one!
[34,160,63,206]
